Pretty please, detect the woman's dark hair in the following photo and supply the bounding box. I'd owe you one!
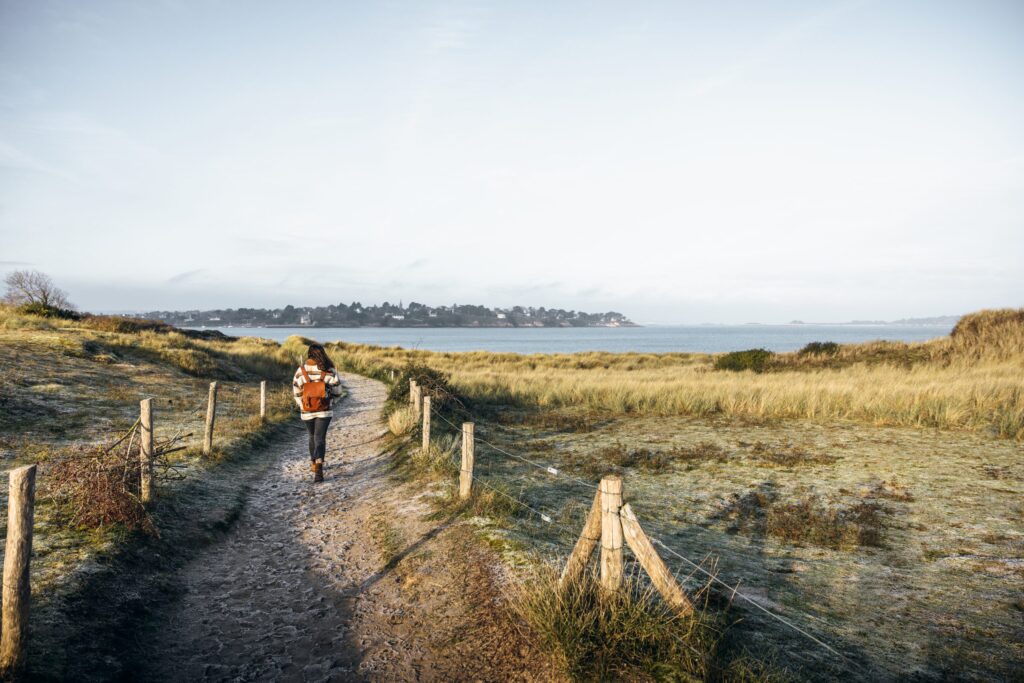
[307,343,335,370]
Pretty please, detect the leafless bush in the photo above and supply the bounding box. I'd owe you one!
[47,423,189,535]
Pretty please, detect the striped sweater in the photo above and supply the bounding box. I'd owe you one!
[292,361,343,420]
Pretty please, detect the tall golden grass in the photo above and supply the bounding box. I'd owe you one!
[325,309,1024,439]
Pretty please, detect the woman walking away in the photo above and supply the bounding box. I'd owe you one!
[293,343,343,482]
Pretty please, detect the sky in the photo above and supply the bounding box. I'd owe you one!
[0,0,1021,323]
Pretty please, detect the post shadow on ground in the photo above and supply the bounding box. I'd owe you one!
[678,480,884,682]
[299,511,460,681]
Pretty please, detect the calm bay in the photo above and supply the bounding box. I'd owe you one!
[188,323,954,354]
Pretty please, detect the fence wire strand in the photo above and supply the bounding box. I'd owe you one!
[429,403,599,491]
[420,394,860,671]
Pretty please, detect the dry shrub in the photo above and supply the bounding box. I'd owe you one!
[499,410,604,433]
[47,435,154,534]
[865,478,914,501]
[712,487,885,549]
[80,315,170,334]
[744,440,838,467]
[767,497,884,548]
[565,440,729,476]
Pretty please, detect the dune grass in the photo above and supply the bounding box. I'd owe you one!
[325,308,1024,439]
[510,563,725,681]
[362,308,1022,680]
[0,304,301,596]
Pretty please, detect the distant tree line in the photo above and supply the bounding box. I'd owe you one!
[140,301,636,328]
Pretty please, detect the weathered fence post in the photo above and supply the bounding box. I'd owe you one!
[259,380,267,422]
[560,488,602,587]
[600,475,624,592]
[139,398,154,503]
[421,395,431,452]
[1,464,37,674]
[459,422,475,499]
[203,381,218,455]
[409,380,417,408]
[621,504,694,615]
[413,385,422,418]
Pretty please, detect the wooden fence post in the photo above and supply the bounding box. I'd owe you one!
[413,385,422,418]
[139,398,154,503]
[203,381,218,455]
[1,464,37,674]
[560,488,602,587]
[422,396,431,452]
[621,504,694,615]
[409,380,417,408]
[600,475,624,592]
[459,422,475,499]
[259,380,267,422]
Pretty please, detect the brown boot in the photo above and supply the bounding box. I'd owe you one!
[310,460,317,474]
[313,460,324,483]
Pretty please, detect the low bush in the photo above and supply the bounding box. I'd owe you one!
[17,302,80,320]
[46,432,154,535]
[712,487,886,549]
[581,441,726,475]
[714,348,773,373]
[497,409,604,433]
[745,440,838,467]
[798,341,839,356]
[387,362,464,413]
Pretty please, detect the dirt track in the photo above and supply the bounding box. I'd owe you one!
[140,373,557,682]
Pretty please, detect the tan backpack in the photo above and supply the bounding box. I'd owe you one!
[299,365,332,412]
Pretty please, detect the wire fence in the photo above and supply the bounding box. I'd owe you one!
[422,395,865,672]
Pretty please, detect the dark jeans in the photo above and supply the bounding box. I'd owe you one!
[304,417,332,462]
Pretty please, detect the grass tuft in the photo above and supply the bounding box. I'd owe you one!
[388,406,418,436]
[509,563,721,681]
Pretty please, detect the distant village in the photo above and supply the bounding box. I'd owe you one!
[141,301,636,328]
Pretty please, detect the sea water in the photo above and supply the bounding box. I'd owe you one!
[187,324,953,354]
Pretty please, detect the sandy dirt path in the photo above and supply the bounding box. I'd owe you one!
[140,373,556,682]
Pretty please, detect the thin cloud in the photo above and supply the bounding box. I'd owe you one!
[417,1,490,54]
[684,0,868,97]
[0,140,78,182]
[167,269,206,285]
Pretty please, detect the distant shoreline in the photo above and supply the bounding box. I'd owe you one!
[186,322,643,330]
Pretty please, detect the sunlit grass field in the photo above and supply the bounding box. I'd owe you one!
[0,304,302,595]
[335,308,1024,679]
[328,308,1024,440]
[2,305,1020,680]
